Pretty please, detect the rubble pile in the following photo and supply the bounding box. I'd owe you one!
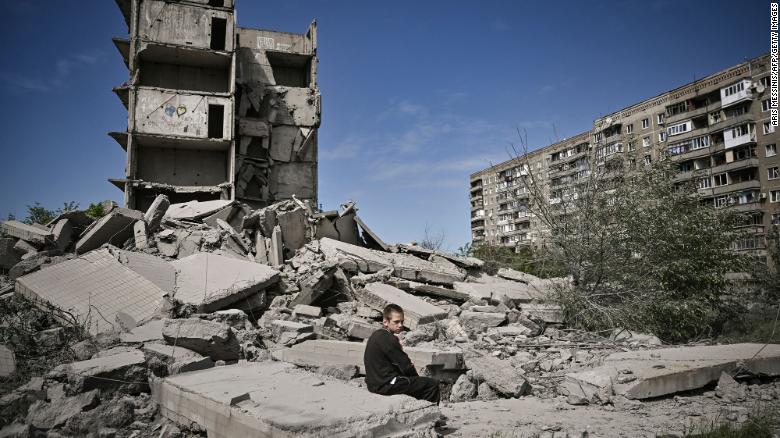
[1,196,779,437]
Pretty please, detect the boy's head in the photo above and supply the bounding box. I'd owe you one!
[382,303,404,334]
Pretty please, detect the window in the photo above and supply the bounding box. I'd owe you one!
[657,113,665,124]
[698,177,712,189]
[763,99,771,112]
[770,190,780,203]
[761,76,771,88]
[210,17,227,51]
[763,122,775,135]
[626,124,634,134]
[773,213,780,224]
[730,125,749,138]
[642,136,651,148]
[644,155,652,166]
[723,81,745,97]
[666,101,689,116]
[767,144,777,157]
[680,162,693,172]
[692,135,710,150]
[628,140,636,151]
[667,121,691,136]
[641,118,649,129]
[714,196,728,208]
[733,236,763,251]
[658,132,667,142]
[207,104,225,138]
[713,173,728,186]
[769,166,779,180]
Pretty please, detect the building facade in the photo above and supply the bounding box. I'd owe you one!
[110,0,319,211]
[470,54,779,260]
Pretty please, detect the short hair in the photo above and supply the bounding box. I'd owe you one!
[383,303,404,320]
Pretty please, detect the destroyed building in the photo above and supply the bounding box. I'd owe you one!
[471,53,780,263]
[109,0,319,211]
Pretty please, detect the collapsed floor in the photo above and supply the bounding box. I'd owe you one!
[0,196,778,437]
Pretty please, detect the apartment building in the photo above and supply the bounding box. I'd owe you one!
[110,0,319,211]
[470,54,779,260]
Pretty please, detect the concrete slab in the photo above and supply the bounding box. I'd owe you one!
[109,247,176,293]
[144,194,170,232]
[292,304,322,318]
[354,216,389,252]
[356,283,447,329]
[133,220,148,250]
[320,238,465,286]
[15,249,164,335]
[465,355,531,397]
[75,208,144,254]
[453,279,543,304]
[0,344,16,377]
[277,208,307,253]
[165,200,232,221]
[142,342,214,375]
[396,244,484,269]
[153,361,439,438]
[171,253,280,312]
[51,219,74,251]
[520,303,564,323]
[270,225,283,266]
[389,279,470,301]
[161,318,239,361]
[563,343,780,401]
[347,319,380,340]
[0,221,51,246]
[120,318,164,343]
[51,350,147,393]
[273,340,464,374]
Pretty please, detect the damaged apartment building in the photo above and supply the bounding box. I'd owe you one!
[109,0,320,211]
[471,54,780,261]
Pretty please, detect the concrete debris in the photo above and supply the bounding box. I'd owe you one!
[170,253,279,312]
[0,221,52,247]
[141,343,214,375]
[356,282,448,329]
[164,200,232,221]
[119,319,164,343]
[26,389,100,430]
[15,249,163,335]
[51,219,74,251]
[0,239,20,270]
[561,343,780,403]
[75,208,144,254]
[161,318,240,361]
[520,303,564,324]
[0,345,16,377]
[143,194,170,233]
[49,350,148,394]
[465,355,531,397]
[152,361,440,438]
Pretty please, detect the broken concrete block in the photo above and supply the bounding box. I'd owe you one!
[51,219,74,251]
[0,239,21,270]
[203,202,248,231]
[109,247,176,293]
[497,267,538,283]
[0,221,51,246]
[611,328,662,345]
[12,239,37,257]
[453,279,542,304]
[465,355,531,397]
[397,244,484,269]
[459,311,506,333]
[391,280,470,301]
[291,267,335,306]
[26,389,99,430]
[51,350,148,394]
[269,162,316,200]
[171,253,279,312]
[0,345,16,377]
[292,304,322,318]
[75,208,144,254]
[165,200,232,221]
[269,225,283,266]
[8,250,64,280]
[520,303,565,324]
[334,212,360,245]
[273,340,464,375]
[277,208,307,254]
[563,343,780,401]
[314,216,339,240]
[15,249,164,335]
[271,320,314,345]
[238,118,269,137]
[354,216,389,251]
[152,361,440,438]
[356,283,447,330]
[254,232,268,264]
[449,374,477,402]
[132,220,148,250]
[142,343,215,375]
[143,194,170,232]
[320,238,466,286]
[119,319,164,343]
[346,319,380,340]
[161,318,240,361]
[560,367,617,405]
[715,371,746,402]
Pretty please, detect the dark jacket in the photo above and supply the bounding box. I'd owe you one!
[363,328,418,393]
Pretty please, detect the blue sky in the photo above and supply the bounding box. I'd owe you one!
[0,0,770,250]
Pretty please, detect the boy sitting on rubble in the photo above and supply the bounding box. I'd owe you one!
[363,303,440,404]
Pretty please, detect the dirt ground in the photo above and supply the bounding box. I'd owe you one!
[437,379,780,437]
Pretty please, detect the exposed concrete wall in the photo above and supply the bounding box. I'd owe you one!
[138,62,230,93]
[136,147,228,186]
[132,88,233,140]
[138,0,234,52]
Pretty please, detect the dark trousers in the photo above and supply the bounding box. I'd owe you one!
[378,376,440,404]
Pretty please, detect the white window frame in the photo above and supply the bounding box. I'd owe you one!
[767,144,777,157]
[642,136,651,148]
[771,190,780,203]
[658,132,667,142]
[762,99,771,112]
[713,173,728,187]
[698,177,712,189]
[657,113,665,124]
[764,122,775,135]
[626,124,634,134]
[769,166,779,180]
[641,118,649,129]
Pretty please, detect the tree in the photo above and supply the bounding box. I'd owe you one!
[511,133,749,342]
[23,201,80,225]
[419,222,445,251]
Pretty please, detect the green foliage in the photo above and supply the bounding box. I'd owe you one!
[22,201,79,225]
[530,159,750,342]
[455,242,473,258]
[680,404,779,437]
[85,202,107,218]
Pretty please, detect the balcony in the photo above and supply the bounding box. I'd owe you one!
[720,80,754,108]
[669,145,712,161]
[707,180,761,196]
[729,201,764,213]
[666,104,713,125]
[709,112,755,133]
[724,127,757,150]
[709,157,760,175]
